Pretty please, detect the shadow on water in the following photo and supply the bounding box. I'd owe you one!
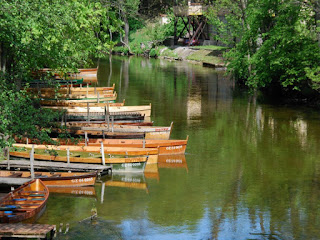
[34,56,320,240]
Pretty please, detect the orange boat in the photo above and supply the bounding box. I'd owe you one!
[0,171,97,187]
[0,179,49,223]
[14,136,188,155]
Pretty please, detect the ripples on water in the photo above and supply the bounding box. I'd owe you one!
[38,56,320,240]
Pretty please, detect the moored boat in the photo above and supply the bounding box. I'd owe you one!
[0,179,49,223]
[40,99,125,107]
[45,104,152,117]
[62,123,172,140]
[0,171,97,187]
[9,150,150,165]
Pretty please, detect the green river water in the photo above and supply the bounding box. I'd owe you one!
[37,56,320,240]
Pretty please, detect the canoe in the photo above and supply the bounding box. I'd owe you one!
[46,104,152,117]
[0,179,49,223]
[0,171,97,187]
[40,99,125,107]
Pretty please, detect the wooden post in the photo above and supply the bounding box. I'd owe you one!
[85,132,88,146]
[67,148,70,164]
[87,102,90,123]
[107,102,110,130]
[64,112,67,127]
[97,92,100,103]
[104,106,107,122]
[94,83,97,94]
[143,139,146,148]
[111,116,114,132]
[30,145,35,180]
[26,138,29,145]
[102,130,105,139]
[100,142,105,165]
[6,147,10,170]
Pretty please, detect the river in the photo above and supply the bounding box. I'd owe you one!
[37,56,320,240]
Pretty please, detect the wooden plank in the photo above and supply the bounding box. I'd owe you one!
[0,223,55,238]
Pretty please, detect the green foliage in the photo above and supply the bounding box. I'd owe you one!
[149,48,159,57]
[0,0,123,148]
[208,0,320,97]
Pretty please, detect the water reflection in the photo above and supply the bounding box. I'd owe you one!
[36,56,320,239]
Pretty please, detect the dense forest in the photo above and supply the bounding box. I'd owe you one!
[0,0,319,150]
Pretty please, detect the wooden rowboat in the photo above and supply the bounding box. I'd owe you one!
[9,150,149,165]
[64,121,154,126]
[0,171,97,187]
[38,92,116,100]
[46,104,152,117]
[62,123,172,140]
[0,179,49,223]
[40,93,117,103]
[64,112,145,122]
[28,137,188,155]
[12,144,159,156]
[27,83,115,94]
[40,99,125,107]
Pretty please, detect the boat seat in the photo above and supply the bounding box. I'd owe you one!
[30,198,45,201]
[29,194,45,197]
[13,198,27,201]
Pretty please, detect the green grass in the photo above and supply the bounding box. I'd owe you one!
[190,45,228,51]
[186,50,225,65]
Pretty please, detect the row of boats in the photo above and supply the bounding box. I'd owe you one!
[0,67,188,223]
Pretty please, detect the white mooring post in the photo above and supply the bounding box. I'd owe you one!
[85,132,88,146]
[101,182,105,204]
[30,145,35,179]
[87,102,90,123]
[100,142,106,166]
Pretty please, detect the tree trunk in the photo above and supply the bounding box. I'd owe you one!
[123,15,129,46]
[0,43,7,73]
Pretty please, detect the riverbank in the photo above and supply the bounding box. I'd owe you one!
[113,45,227,68]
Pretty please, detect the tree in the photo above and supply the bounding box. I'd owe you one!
[207,0,320,97]
[0,0,121,150]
